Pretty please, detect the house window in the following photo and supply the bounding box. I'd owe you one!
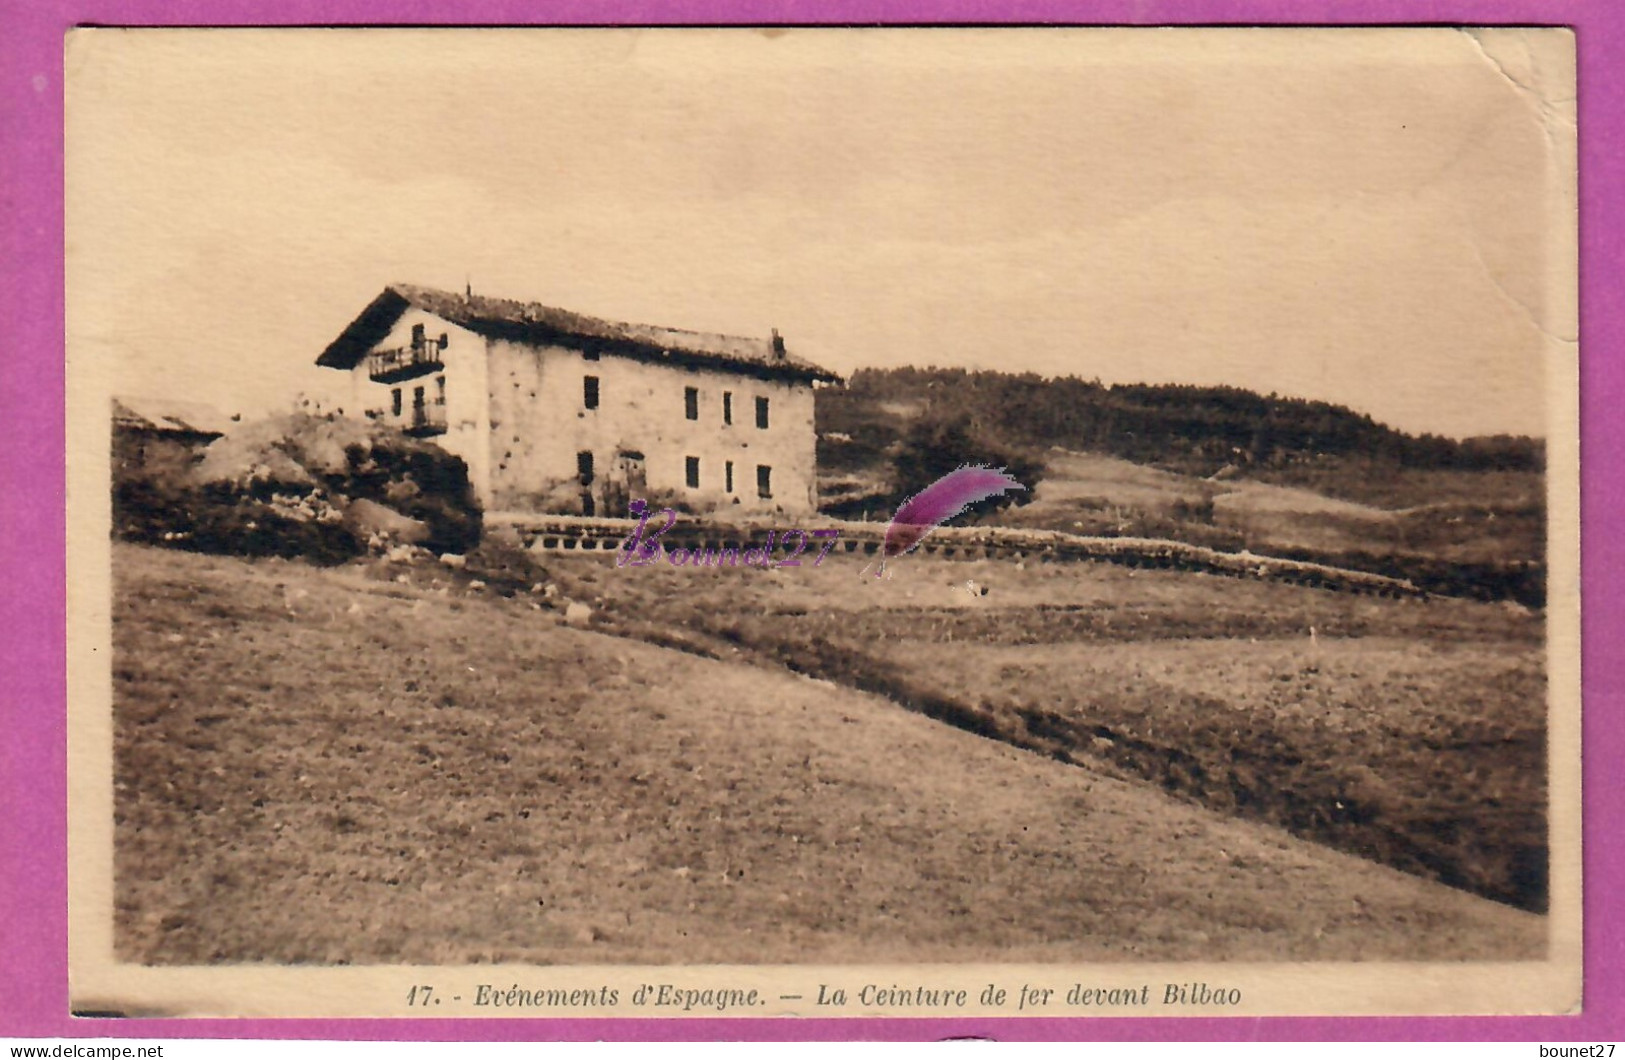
[435,376,446,406]
[685,456,700,489]
[755,396,770,429]
[684,386,699,421]
[391,388,402,417]
[583,375,600,409]
[725,461,734,493]
[411,323,426,349]
[723,391,733,425]
[577,451,594,485]
[757,465,772,499]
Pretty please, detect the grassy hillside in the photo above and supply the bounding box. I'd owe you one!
[113,544,1543,965]
[548,540,1548,914]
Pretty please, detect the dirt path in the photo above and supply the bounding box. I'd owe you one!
[113,545,1543,965]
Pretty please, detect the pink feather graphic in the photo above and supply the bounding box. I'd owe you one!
[870,465,1025,577]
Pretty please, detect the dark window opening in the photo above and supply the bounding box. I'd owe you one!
[583,375,600,409]
[577,451,594,485]
[581,493,596,517]
[723,391,733,425]
[435,376,446,405]
[391,389,402,416]
[684,386,699,420]
[686,456,700,489]
[411,323,426,349]
[725,460,734,493]
[755,396,770,429]
[756,465,772,499]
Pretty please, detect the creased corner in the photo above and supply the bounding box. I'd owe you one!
[1458,28,1577,144]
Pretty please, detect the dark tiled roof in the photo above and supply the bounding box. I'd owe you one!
[317,283,841,384]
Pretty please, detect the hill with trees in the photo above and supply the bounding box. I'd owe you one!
[816,368,1546,605]
[818,367,1542,496]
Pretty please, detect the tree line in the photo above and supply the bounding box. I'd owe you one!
[818,367,1544,476]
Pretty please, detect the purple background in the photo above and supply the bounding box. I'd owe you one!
[0,0,1616,1042]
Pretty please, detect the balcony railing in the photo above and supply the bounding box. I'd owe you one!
[367,341,444,383]
[403,402,448,437]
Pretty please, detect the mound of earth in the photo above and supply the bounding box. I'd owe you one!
[115,413,480,562]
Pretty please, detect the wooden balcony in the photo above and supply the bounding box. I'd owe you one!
[403,402,448,437]
[367,342,444,383]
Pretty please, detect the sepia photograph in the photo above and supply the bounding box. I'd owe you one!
[64,26,1579,1018]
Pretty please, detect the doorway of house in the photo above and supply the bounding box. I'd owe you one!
[577,450,596,517]
[605,450,647,518]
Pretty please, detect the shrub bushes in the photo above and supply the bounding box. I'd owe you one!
[113,413,481,561]
[890,414,1045,515]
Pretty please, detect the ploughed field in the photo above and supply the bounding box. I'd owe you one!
[112,542,1545,965]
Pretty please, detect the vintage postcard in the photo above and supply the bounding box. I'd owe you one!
[64,26,1579,1019]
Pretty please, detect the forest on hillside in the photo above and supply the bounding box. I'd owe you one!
[817,367,1544,484]
[815,368,1546,606]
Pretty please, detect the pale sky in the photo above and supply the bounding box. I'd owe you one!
[67,27,1575,438]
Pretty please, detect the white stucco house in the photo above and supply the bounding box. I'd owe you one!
[316,283,841,516]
